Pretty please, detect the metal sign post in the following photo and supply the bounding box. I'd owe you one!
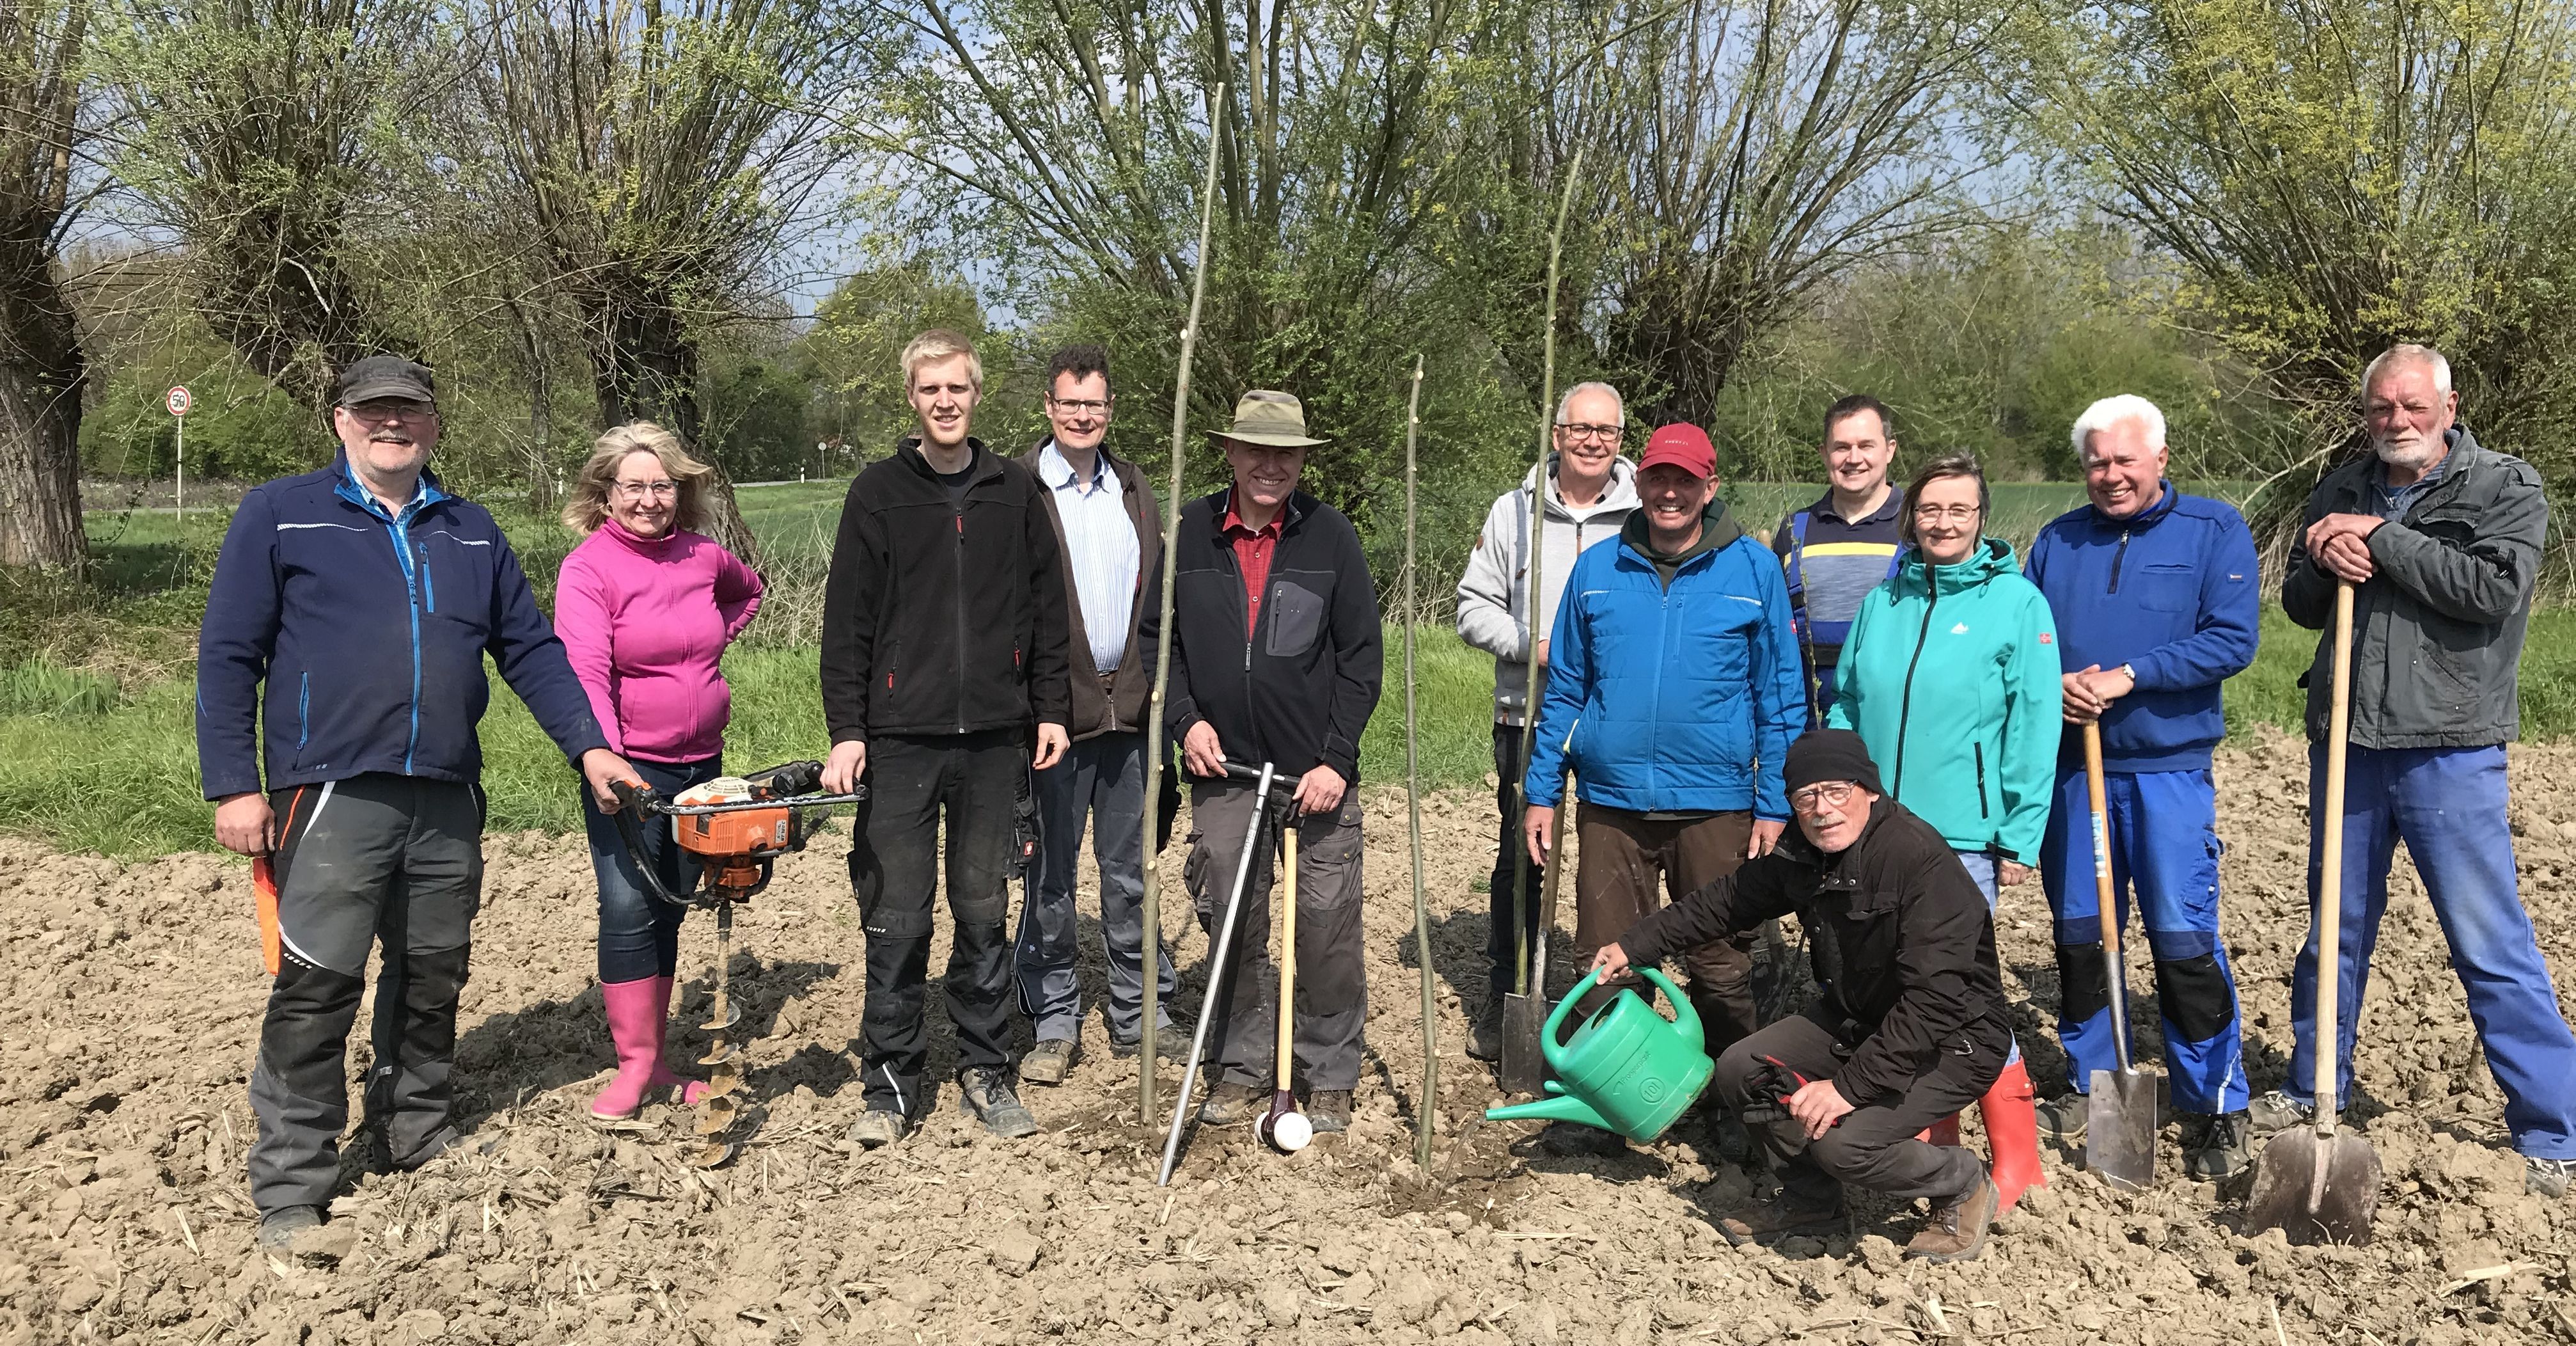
[165,385,192,518]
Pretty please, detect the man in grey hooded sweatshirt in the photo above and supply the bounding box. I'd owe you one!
[1454,379,1640,1061]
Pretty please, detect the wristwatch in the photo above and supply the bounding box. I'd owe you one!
[2117,662,2137,684]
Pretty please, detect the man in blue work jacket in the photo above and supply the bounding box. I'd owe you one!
[199,356,635,1261]
[2024,394,2260,1180]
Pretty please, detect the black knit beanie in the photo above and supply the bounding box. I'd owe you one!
[1784,729,1885,798]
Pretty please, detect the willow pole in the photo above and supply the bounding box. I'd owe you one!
[1402,354,1435,1168]
[1137,83,1227,1121]
[1507,147,1587,1013]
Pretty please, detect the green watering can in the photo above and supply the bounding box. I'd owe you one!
[1484,967,1713,1142]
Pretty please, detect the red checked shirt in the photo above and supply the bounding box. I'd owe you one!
[1221,492,1284,638]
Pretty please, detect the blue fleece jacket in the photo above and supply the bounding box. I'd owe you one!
[1524,505,1805,820]
[2023,484,2260,772]
[196,454,607,800]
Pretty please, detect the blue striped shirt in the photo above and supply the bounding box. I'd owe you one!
[1038,440,1140,672]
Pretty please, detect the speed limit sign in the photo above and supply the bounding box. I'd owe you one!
[165,385,192,416]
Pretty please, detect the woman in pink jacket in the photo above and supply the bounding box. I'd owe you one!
[555,422,763,1123]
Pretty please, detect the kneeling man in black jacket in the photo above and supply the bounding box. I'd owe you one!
[1591,729,2009,1262]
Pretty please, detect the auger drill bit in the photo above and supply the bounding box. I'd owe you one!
[687,899,746,1168]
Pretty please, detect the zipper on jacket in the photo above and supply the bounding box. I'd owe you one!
[2107,531,2130,593]
[1973,742,1989,818]
[954,506,968,734]
[297,673,310,750]
[1890,574,1939,798]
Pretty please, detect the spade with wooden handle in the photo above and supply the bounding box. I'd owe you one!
[2082,720,2156,1190]
[2248,578,2382,1244]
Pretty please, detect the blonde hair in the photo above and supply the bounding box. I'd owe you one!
[900,328,984,392]
[562,422,716,534]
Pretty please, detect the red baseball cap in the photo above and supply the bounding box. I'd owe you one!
[1638,423,1716,479]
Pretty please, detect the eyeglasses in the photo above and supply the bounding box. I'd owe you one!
[613,481,678,500]
[1556,423,1624,443]
[1912,503,1981,525]
[1789,781,1860,812]
[344,400,435,423]
[1048,397,1110,415]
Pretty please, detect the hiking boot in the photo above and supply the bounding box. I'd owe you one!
[1109,1026,1184,1061]
[2034,1092,2088,1143]
[1466,996,1504,1063]
[2181,1111,2253,1180]
[1198,1081,1264,1128]
[2528,1157,2576,1199]
[959,1068,1040,1138]
[1715,1189,1844,1246]
[1904,1175,2000,1263]
[2246,1090,2315,1139]
[1021,1037,1078,1086]
[1308,1090,1354,1133]
[256,1205,327,1258]
[1539,1121,1628,1157]
[847,1108,906,1150]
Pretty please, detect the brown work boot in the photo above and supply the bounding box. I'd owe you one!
[1307,1090,1353,1133]
[1904,1175,2000,1263]
[1715,1188,1844,1245]
[1197,1081,1264,1128]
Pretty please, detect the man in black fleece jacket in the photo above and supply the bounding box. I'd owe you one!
[821,329,1071,1146]
[1591,729,2008,1263]
[1166,391,1383,1134]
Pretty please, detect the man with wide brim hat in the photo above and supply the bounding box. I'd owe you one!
[1165,388,1382,1136]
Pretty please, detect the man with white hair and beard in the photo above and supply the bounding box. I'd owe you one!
[2262,343,2576,1196]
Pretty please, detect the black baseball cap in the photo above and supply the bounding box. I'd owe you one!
[334,356,437,407]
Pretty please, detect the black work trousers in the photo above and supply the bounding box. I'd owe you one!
[847,731,1025,1115]
[1713,1015,1998,1208]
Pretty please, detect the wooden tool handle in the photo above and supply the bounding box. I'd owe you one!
[2315,580,2355,1129]
[1277,825,1298,1093]
[2082,722,2118,959]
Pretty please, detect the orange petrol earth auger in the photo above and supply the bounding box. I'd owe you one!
[610,760,866,1168]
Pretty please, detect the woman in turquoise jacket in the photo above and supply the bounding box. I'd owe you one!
[1827,452,2056,1215]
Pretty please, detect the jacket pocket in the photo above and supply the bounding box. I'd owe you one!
[2132,562,2198,614]
[1973,743,1989,819]
[1264,579,1328,658]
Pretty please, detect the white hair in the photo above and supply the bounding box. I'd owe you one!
[1554,381,1624,425]
[2069,394,2168,464]
[2362,344,2453,397]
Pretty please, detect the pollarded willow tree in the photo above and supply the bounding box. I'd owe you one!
[106,0,459,409]
[0,0,91,567]
[473,0,878,451]
[1578,0,2016,428]
[2020,0,2576,505]
[844,0,1567,530]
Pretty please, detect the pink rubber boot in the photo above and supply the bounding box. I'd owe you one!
[592,978,670,1121]
[650,975,709,1105]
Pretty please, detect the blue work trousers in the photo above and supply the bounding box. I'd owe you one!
[2038,766,2247,1114]
[2287,744,2576,1159]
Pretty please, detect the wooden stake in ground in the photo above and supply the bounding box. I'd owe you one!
[1136,83,1227,1121]
[1402,354,1435,1168]
[1498,146,1587,1097]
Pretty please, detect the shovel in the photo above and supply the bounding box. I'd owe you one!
[1257,824,1313,1153]
[2081,720,2156,1190]
[2249,579,2382,1244]
[1499,778,1566,1096]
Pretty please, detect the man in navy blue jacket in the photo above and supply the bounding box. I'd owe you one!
[199,356,632,1260]
[2023,394,2261,1180]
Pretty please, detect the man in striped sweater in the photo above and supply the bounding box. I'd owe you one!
[1773,395,1906,722]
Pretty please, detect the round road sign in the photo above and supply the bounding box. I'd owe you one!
[166,385,192,416]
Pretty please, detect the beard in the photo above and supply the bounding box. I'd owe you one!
[2373,434,2439,470]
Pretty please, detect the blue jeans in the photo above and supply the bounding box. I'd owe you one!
[1950,850,2023,1070]
[1019,732,1176,1042]
[2289,744,2576,1159]
[579,756,722,983]
[2037,767,2247,1113]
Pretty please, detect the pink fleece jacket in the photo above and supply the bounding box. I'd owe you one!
[554,521,762,763]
